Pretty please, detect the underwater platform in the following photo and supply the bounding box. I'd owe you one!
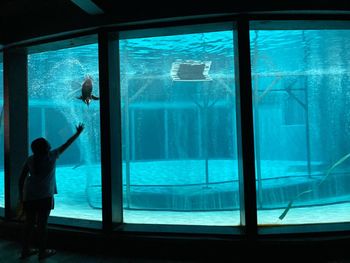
[1,160,348,215]
[118,173,350,211]
[82,160,350,211]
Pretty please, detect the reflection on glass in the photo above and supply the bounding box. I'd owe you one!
[28,44,102,221]
[0,58,3,212]
[120,31,239,226]
[251,30,350,225]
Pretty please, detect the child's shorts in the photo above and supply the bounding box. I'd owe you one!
[23,197,54,211]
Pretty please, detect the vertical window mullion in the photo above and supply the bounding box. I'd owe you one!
[234,18,258,238]
[4,48,28,220]
[98,31,123,232]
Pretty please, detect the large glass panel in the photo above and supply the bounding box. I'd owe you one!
[120,30,239,226]
[28,43,102,221]
[251,29,350,225]
[0,55,3,214]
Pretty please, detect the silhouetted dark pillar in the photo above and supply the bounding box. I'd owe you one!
[98,31,123,232]
[234,18,258,238]
[3,47,28,219]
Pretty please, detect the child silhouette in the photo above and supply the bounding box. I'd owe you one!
[18,123,84,260]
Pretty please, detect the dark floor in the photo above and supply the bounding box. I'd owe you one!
[1,237,350,263]
[2,221,350,263]
[0,237,200,263]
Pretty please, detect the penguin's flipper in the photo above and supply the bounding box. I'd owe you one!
[91,95,99,100]
[76,96,83,100]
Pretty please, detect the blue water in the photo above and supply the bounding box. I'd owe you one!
[28,44,102,221]
[1,29,350,226]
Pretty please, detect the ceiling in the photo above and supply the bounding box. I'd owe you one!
[1,0,350,46]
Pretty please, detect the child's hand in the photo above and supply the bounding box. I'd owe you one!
[76,123,85,134]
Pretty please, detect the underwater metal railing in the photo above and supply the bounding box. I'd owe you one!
[86,179,240,210]
[85,171,350,211]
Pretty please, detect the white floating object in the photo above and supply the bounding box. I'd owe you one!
[171,60,212,81]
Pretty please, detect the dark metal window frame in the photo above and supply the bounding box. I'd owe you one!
[250,18,350,235]
[116,21,253,236]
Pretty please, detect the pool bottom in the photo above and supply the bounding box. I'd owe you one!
[123,202,350,226]
[47,201,350,226]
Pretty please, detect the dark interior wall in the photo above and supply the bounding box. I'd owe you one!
[1,0,350,46]
[1,1,350,258]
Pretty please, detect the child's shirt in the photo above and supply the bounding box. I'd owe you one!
[23,149,60,201]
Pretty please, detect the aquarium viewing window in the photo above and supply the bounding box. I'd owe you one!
[120,30,239,226]
[28,43,102,222]
[251,29,350,226]
[3,20,350,234]
[171,60,212,81]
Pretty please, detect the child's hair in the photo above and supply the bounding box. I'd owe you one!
[31,138,51,173]
[31,138,51,155]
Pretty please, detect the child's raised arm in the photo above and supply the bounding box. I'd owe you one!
[57,123,84,155]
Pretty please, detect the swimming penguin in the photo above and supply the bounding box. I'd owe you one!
[77,76,99,106]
